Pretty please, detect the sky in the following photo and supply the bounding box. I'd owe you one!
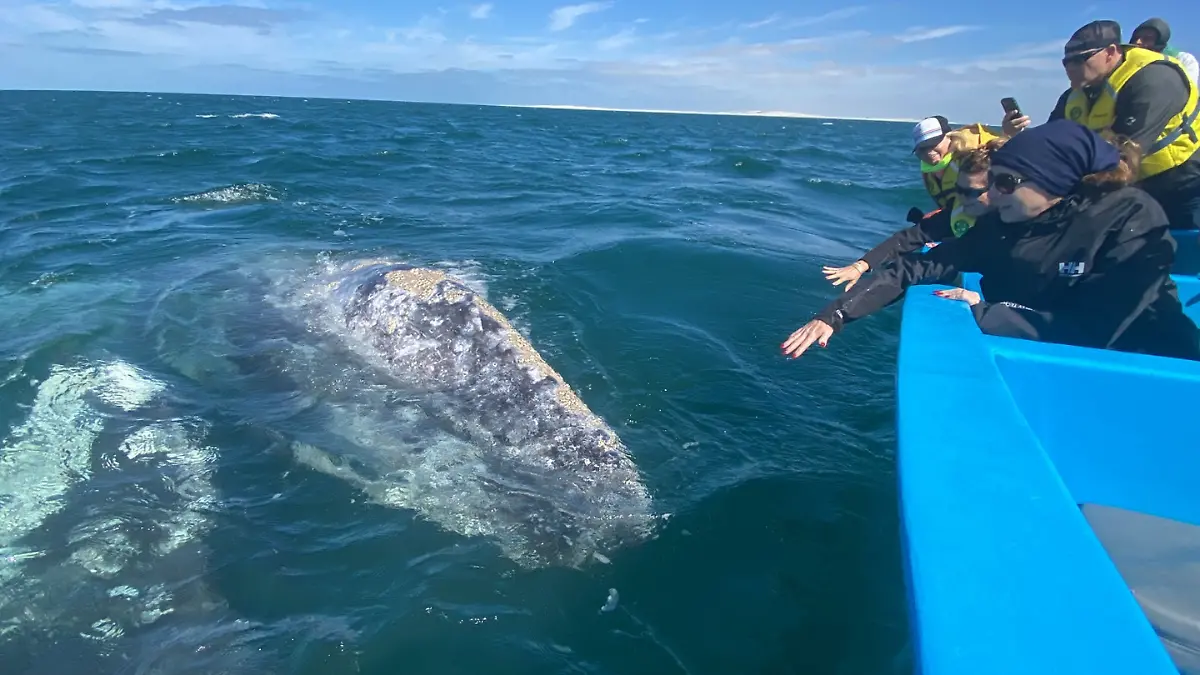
[0,0,1197,122]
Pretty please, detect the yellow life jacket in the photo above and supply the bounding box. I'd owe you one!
[948,199,976,238]
[946,123,1003,153]
[1063,46,1200,180]
[921,153,958,210]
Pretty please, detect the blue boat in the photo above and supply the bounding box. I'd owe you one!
[896,230,1200,674]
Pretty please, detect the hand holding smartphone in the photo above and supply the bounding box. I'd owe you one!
[1001,97,1029,135]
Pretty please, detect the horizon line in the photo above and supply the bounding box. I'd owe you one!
[0,87,924,124]
[490,103,922,124]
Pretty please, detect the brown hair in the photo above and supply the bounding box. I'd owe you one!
[957,137,1010,175]
[1078,136,1142,195]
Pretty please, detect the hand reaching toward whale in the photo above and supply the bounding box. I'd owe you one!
[823,261,867,291]
[781,319,834,359]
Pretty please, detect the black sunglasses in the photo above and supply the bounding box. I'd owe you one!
[988,172,1026,195]
[955,185,988,200]
[1062,47,1103,67]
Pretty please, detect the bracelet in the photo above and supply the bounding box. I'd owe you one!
[854,260,868,272]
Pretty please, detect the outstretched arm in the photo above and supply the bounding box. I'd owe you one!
[859,209,954,271]
[824,210,952,291]
[785,233,979,358]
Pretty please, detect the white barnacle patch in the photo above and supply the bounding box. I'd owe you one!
[84,618,124,641]
[107,585,139,599]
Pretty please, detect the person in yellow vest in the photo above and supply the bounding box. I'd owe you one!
[912,115,1004,212]
[1049,20,1200,230]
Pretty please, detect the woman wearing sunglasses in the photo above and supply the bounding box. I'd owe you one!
[782,119,1200,361]
[822,139,1006,292]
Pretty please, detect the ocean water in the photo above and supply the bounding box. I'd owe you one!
[0,90,931,674]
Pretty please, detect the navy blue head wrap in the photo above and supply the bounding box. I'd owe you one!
[991,119,1121,197]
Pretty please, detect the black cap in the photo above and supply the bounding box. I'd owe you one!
[1064,20,1122,56]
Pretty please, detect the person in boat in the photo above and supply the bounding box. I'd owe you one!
[1022,20,1200,231]
[823,138,1007,292]
[782,119,1200,362]
[1132,18,1199,86]
[912,115,1004,211]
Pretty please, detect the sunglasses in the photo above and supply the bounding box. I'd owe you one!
[988,172,1026,195]
[1062,47,1103,67]
[955,185,987,200]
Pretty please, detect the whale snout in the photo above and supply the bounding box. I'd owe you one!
[500,493,656,568]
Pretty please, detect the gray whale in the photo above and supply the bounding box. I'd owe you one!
[312,261,656,568]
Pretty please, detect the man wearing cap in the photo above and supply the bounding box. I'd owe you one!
[1048,19,1200,230]
[1133,18,1199,85]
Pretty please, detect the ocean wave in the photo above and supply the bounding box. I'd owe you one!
[172,183,281,205]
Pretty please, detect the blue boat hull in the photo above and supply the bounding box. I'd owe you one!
[896,230,1200,674]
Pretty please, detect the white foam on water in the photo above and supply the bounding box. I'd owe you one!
[117,421,219,558]
[230,112,279,119]
[173,183,279,204]
[0,360,225,656]
[0,360,165,580]
[86,418,216,577]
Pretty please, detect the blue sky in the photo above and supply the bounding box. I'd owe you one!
[0,0,1196,122]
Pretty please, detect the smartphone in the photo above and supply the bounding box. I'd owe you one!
[1001,97,1021,116]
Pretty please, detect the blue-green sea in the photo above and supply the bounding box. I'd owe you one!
[0,90,928,674]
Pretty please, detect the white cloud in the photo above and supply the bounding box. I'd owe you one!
[787,6,868,28]
[894,25,978,43]
[69,0,161,8]
[741,14,780,30]
[395,15,446,44]
[469,3,492,20]
[0,4,88,32]
[597,27,634,50]
[548,2,611,32]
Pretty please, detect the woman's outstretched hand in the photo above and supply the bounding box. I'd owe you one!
[782,319,834,359]
[933,288,981,306]
[822,260,868,292]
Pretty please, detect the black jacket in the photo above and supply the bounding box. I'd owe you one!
[813,186,1200,360]
[1049,62,1200,204]
[860,208,955,271]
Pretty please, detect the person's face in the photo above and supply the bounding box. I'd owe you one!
[917,136,951,165]
[1062,44,1120,88]
[988,167,1057,223]
[955,170,992,217]
[1132,28,1163,52]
